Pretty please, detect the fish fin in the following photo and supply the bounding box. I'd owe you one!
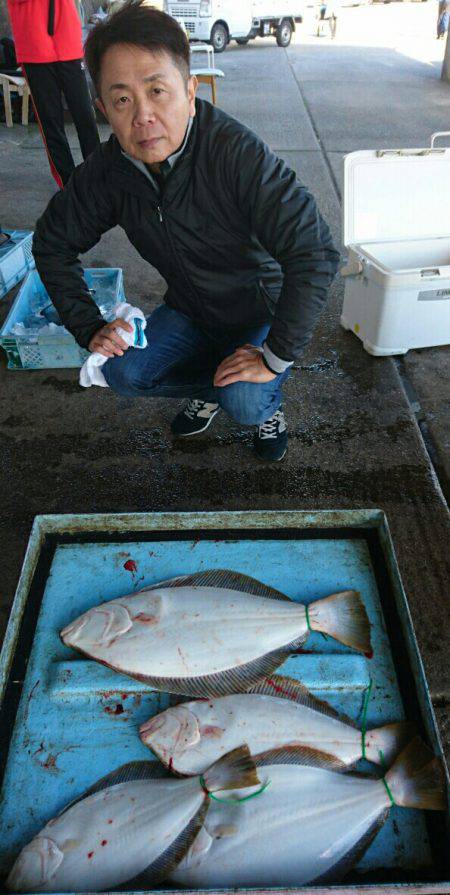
[133,647,289,697]
[254,744,347,772]
[385,736,446,810]
[58,761,170,814]
[173,824,214,874]
[311,808,390,885]
[365,721,416,766]
[147,569,291,601]
[203,744,260,793]
[280,633,308,652]
[249,675,357,727]
[308,590,372,655]
[119,800,209,889]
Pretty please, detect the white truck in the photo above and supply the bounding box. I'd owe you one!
[166,0,306,52]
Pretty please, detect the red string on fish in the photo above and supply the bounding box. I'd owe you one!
[199,776,271,804]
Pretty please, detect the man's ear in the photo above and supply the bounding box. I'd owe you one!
[95,97,108,121]
[188,75,197,116]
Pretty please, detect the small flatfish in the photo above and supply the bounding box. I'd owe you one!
[6,745,258,893]
[171,737,446,888]
[140,675,414,773]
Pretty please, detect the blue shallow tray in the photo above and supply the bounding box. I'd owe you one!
[0,510,448,895]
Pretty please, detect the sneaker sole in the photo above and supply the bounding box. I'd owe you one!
[254,447,288,462]
[172,409,220,438]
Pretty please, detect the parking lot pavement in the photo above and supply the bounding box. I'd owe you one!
[0,4,449,759]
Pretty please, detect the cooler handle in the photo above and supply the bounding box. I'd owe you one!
[430,131,450,148]
[340,258,364,278]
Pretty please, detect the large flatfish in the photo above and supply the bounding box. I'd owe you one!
[6,745,258,893]
[171,737,446,888]
[140,675,414,773]
[60,570,371,697]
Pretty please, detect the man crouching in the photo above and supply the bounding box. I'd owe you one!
[33,0,339,462]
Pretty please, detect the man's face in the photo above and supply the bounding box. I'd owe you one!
[97,43,197,165]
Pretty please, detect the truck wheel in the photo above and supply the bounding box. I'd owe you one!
[211,23,228,53]
[276,19,293,47]
[236,37,250,44]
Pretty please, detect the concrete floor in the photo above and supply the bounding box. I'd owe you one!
[0,2,449,769]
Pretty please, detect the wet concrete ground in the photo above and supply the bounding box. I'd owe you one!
[0,13,449,764]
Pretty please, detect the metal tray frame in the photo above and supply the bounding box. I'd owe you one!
[0,509,449,895]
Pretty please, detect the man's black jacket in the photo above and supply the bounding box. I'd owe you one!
[33,98,340,360]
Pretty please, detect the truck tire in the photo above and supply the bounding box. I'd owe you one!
[236,37,250,44]
[210,23,228,53]
[276,19,293,47]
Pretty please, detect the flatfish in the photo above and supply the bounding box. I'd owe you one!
[140,675,414,773]
[6,745,258,893]
[171,737,446,888]
[60,570,371,697]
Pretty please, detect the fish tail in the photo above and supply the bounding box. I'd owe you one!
[365,721,416,766]
[384,736,446,811]
[307,590,371,655]
[202,744,260,794]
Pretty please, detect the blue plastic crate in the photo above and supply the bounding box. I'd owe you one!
[0,267,125,369]
[0,230,35,299]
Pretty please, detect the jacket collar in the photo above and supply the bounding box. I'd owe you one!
[121,116,194,189]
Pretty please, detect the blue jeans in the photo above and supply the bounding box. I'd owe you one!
[103,305,290,426]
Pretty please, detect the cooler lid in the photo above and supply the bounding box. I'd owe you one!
[344,146,450,247]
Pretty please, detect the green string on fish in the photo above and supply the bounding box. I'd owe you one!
[199,776,271,804]
[305,604,328,640]
[379,749,396,807]
[360,676,373,760]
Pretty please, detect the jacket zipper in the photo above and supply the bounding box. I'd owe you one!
[154,198,201,305]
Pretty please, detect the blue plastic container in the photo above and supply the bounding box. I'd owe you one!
[0,510,448,894]
[0,267,125,369]
[0,229,35,299]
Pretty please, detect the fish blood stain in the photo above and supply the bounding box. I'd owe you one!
[134,613,157,624]
[107,819,113,824]
[101,840,108,846]
[201,725,224,738]
[105,703,124,715]
[266,678,292,699]
[365,649,374,660]
[88,851,94,859]
[124,559,138,574]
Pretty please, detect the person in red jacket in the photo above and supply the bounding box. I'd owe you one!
[7,0,100,187]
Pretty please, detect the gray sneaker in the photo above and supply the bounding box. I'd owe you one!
[171,399,220,437]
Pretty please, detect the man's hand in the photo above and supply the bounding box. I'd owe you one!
[88,319,134,358]
[214,344,277,387]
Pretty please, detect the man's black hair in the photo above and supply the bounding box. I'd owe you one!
[85,0,191,93]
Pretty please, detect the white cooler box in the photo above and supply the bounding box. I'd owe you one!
[340,132,450,356]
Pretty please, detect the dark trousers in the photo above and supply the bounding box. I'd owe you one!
[22,59,99,188]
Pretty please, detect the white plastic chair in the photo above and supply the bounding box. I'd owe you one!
[176,19,225,105]
[0,74,31,127]
[191,67,225,104]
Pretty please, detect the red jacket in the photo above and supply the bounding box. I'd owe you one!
[7,0,83,63]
